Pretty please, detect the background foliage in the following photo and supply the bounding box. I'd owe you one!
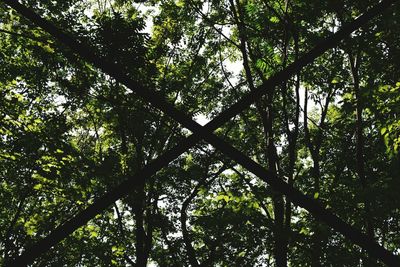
[0,0,399,266]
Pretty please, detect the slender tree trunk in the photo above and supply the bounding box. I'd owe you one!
[133,181,147,267]
[281,24,301,263]
[129,119,149,267]
[310,156,322,267]
[180,166,224,267]
[180,203,200,267]
[113,81,150,267]
[304,88,331,267]
[228,1,289,265]
[259,100,288,267]
[349,52,375,267]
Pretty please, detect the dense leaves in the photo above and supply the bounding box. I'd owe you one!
[0,0,399,266]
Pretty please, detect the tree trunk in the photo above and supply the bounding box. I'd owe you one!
[304,88,329,267]
[349,52,376,267]
[228,1,289,265]
[264,98,288,267]
[133,181,147,267]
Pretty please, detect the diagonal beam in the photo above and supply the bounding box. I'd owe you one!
[3,0,399,266]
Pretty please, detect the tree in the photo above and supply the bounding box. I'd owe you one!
[1,0,399,266]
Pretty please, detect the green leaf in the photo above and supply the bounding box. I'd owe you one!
[300,227,310,235]
[33,184,43,190]
[223,195,230,202]
[269,16,279,23]
[90,231,98,238]
[216,195,225,201]
[238,250,246,257]
[176,0,184,7]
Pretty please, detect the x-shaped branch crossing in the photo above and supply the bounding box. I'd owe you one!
[3,0,400,266]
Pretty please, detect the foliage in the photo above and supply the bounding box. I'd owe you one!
[0,0,399,266]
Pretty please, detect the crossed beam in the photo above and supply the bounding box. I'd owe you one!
[3,0,400,266]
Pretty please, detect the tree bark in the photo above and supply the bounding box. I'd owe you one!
[304,88,332,267]
[349,52,376,267]
[180,166,225,267]
[228,1,289,265]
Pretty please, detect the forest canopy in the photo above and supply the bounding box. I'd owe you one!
[0,0,399,266]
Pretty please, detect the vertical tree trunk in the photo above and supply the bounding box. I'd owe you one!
[281,25,301,265]
[263,96,288,267]
[133,177,147,267]
[114,81,150,267]
[304,88,332,267]
[228,1,290,265]
[349,52,375,267]
[310,157,323,267]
